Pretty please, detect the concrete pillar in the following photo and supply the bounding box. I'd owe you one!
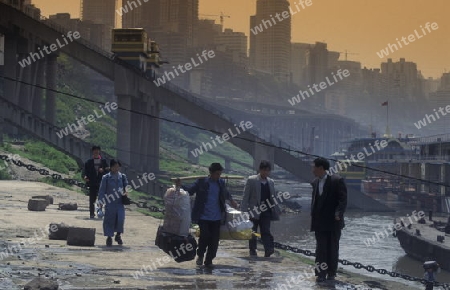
[146,100,160,172]
[225,158,231,171]
[188,143,199,164]
[253,140,274,171]
[31,58,45,118]
[45,54,57,125]
[117,94,132,165]
[4,36,18,103]
[130,97,144,170]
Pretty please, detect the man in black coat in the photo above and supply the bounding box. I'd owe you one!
[310,157,347,282]
[82,145,109,218]
[179,163,238,267]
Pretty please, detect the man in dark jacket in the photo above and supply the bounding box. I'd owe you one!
[82,145,109,218]
[179,163,238,267]
[310,157,347,282]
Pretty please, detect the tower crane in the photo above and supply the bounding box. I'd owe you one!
[338,50,359,61]
[199,12,230,30]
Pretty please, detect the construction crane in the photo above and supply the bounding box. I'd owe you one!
[199,12,230,30]
[338,50,359,61]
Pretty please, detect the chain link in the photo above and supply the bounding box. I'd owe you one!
[269,241,450,289]
[0,154,166,213]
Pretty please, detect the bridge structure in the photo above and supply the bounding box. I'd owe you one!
[0,2,390,211]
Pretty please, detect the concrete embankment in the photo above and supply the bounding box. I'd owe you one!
[396,219,450,271]
[0,180,418,289]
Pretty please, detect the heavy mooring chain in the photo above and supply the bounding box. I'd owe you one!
[1,154,86,188]
[270,241,450,289]
[1,154,166,213]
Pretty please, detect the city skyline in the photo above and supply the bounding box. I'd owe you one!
[32,0,449,78]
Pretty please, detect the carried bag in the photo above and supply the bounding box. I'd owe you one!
[155,225,197,263]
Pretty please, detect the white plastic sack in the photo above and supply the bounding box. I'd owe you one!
[163,186,191,236]
[220,204,253,240]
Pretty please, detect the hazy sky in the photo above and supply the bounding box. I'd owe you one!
[32,0,449,78]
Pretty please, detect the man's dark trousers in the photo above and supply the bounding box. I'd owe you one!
[249,211,273,253]
[89,185,99,217]
[314,229,341,277]
[197,219,221,263]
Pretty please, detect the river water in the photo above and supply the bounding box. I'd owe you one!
[272,181,450,288]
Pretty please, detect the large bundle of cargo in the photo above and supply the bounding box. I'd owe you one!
[162,186,191,236]
[220,204,253,240]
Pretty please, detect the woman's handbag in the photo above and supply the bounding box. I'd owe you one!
[121,194,131,205]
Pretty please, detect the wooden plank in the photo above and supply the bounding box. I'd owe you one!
[170,175,245,181]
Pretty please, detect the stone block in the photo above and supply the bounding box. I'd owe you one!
[32,195,54,205]
[28,198,47,211]
[58,202,77,210]
[67,227,96,246]
[48,223,71,240]
[24,277,59,290]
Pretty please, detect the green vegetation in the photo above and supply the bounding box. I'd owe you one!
[0,168,12,180]
[136,208,164,219]
[1,140,78,174]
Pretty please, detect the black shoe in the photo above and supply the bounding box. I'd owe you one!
[196,256,204,266]
[106,237,112,247]
[115,234,123,245]
[326,275,336,281]
[90,215,95,219]
[264,249,274,257]
[249,250,257,257]
[204,260,213,267]
[316,276,326,282]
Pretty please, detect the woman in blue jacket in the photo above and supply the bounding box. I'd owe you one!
[98,159,128,246]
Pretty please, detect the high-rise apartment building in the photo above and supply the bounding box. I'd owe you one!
[81,0,117,28]
[380,58,421,100]
[122,0,199,87]
[81,0,117,49]
[249,0,291,82]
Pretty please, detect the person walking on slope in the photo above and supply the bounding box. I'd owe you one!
[178,163,238,267]
[241,160,281,257]
[97,159,129,246]
[82,145,109,219]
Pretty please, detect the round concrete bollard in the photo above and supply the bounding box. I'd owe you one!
[28,198,47,211]
[48,223,71,240]
[58,202,78,210]
[24,277,59,290]
[67,227,96,246]
[32,195,54,205]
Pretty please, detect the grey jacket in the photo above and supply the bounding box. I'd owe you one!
[241,174,281,221]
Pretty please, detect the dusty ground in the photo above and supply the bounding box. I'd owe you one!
[0,180,422,290]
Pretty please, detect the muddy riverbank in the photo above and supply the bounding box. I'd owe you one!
[0,180,419,289]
